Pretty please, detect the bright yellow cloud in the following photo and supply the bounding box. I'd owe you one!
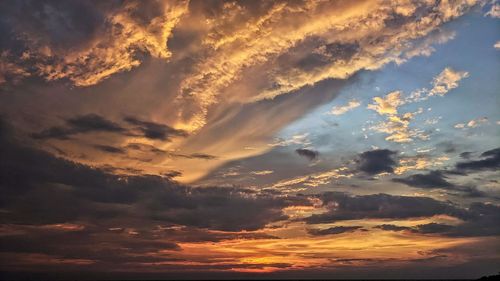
[368,91,403,116]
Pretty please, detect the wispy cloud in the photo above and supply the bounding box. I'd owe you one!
[454,117,489,129]
[429,68,469,97]
[329,99,361,115]
[270,167,352,189]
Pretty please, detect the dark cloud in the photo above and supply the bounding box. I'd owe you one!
[446,202,500,237]
[412,223,454,234]
[455,147,500,172]
[374,224,411,232]
[307,226,363,236]
[393,171,488,198]
[0,1,117,52]
[1,117,307,231]
[392,147,500,198]
[151,226,279,243]
[0,116,315,272]
[163,170,183,178]
[356,149,396,175]
[393,171,453,189]
[0,225,181,262]
[0,223,279,271]
[67,114,124,133]
[93,144,125,154]
[33,114,125,140]
[295,148,319,161]
[460,151,472,159]
[374,204,500,237]
[124,116,188,141]
[304,192,467,224]
[124,143,217,160]
[125,142,167,154]
[179,153,218,160]
[33,114,190,143]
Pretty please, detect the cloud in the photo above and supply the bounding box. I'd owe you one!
[269,133,311,147]
[0,1,478,185]
[0,225,181,264]
[1,118,306,232]
[429,67,469,97]
[412,223,454,234]
[374,224,411,232]
[1,117,499,275]
[406,67,469,103]
[460,152,472,159]
[495,41,500,49]
[367,91,403,116]
[182,153,217,160]
[356,149,397,175]
[123,143,217,160]
[404,29,457,58]
[485,3,500,18]
[250,170,274,176]
[0,51,30,85]
[304,192,467,224]
[33,114,125,140]
[173,0,477,131]
[455,147,500,172]
[295,148,319,161]
[370,109,427,143]
[329,99,360,115]
[393,171,454,189]
[368,91,427,143]
[375,223,454,234]
[365,67,467,143]
[375,203,500,237]
[392,170,485,198]
[93,144,125,154]
[448,202,500,237]
[454,117,488,129]
[0,0,188,86]
[124,116,188,141]
[270,167,352,189]
[394,155,449,175]
[307,226,363,236]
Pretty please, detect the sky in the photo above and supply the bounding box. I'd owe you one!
[0,0,499,279]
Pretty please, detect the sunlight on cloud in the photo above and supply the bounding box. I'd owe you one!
[1,0,499,278]
[367,66,469,143]
[9,0,189,86]
[270,167,353,190]
[175,0,478,132]
[429,68,469,97]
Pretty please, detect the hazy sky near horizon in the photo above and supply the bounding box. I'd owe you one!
[0,0,499,279]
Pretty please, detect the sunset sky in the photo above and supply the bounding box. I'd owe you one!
[0,0,499,279]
